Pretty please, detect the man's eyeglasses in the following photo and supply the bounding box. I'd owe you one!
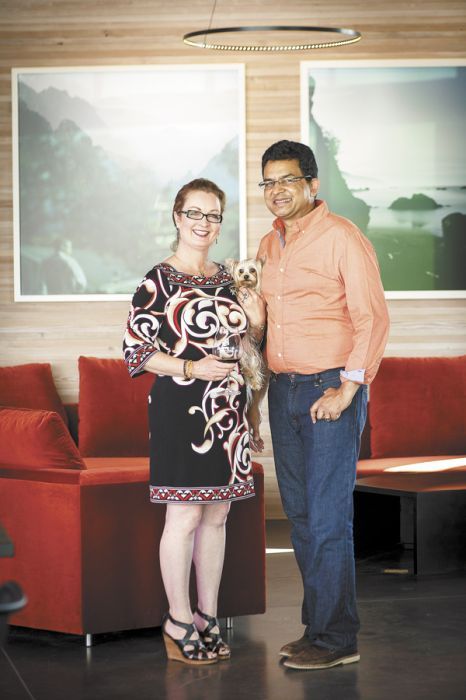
[258,175,313,191]
[180,209,223,224]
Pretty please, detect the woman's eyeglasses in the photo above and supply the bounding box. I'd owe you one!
[180,209,223,223]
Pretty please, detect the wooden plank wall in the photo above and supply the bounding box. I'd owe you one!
[1,0,465,516]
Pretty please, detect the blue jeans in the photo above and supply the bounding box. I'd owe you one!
[268,368,367,650]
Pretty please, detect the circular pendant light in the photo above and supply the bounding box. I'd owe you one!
[183,25,362,52]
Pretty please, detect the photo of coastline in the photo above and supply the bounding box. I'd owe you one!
[301,61,466,294]
[13,66,245,300]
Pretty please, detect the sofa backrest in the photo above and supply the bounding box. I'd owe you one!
[78,356,155,457]
[369,355,466,458]
[0,362,68,426]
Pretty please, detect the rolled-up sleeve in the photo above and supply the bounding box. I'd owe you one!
[339,230,390,384]
[123,269,167,378]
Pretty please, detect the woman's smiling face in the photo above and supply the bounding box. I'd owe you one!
[174,190,222,251]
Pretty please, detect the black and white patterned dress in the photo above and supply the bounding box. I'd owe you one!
[123,262,255,504]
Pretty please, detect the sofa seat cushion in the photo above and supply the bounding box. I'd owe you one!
[0,463,149,484]
[369,356,466,458]
[81,457,149,484]
[0,362,68,425]
[0,407,84,471]
[78,357,155,457]
[357,454,466,478]
[0,459,263,487]
[356,469,466,493]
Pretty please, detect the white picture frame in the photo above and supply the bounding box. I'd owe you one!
[301,59,466,299]
[12,64,246,301]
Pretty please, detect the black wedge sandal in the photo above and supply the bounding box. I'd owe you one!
[162,612,218,665]
[195,608,231,660]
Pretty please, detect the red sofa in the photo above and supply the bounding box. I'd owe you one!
[357,355,466,477]
[353,355,466,570]
[0,358,266,644]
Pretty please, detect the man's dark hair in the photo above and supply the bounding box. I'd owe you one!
[261,140,318,179]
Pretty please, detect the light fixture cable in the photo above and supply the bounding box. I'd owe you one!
[204,0,218,46]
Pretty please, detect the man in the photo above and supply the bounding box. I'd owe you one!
[251,140,389,670]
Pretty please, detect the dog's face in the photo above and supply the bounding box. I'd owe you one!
[226,258,263,292]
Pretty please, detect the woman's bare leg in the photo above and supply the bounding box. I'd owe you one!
[192,502,231,650]
[159,504,205,646]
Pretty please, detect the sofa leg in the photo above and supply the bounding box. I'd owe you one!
[85,634,93,648]
[226,617,233,630]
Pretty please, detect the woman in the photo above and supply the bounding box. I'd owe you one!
[123,178,265,665]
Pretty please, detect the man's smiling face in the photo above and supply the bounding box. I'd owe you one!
[262,158,319,224]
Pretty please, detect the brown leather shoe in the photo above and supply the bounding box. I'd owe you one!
[283,644,360,670]
[279,635,312,658]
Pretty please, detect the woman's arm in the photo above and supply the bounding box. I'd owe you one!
[143,352,236,382]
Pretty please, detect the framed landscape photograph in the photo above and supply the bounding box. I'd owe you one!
[300,59,466,298]
[12,65,246,301]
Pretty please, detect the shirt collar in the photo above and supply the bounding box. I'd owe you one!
[272,199,328,247]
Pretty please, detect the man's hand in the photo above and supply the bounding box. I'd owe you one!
[310,380,360,424]
[237,287,266,330]
[247,397,265,453]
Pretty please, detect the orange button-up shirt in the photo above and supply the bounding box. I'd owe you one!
[257,200,390,384]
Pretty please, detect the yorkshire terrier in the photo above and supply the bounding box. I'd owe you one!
[225,257,266,392]
[227,257,263,293]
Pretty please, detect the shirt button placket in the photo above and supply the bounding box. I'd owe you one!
[278,264,285,369]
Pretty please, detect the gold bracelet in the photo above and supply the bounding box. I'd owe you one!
[183,359,194,380]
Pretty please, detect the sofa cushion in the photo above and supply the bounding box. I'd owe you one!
[78,356,155,457]
[0,362,68,425]
[369,356,466,458]
[0,407,85,470]
[357,455,466,478]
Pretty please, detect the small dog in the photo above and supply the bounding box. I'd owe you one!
[225,257,266,392]
[226,257,263,293]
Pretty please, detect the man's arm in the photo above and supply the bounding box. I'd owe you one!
[246,370,270,452]
[309,378,359,423]
[339,229,390,384]
[309,229,389,423]
[245,237,271,451]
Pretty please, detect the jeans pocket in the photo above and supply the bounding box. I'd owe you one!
[320,375,342,393]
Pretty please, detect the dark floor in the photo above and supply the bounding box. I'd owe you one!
[1,521,466,700]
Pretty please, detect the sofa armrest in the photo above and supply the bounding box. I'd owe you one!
[251,460,263,475]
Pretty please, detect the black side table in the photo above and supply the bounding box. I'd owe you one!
[355,471,466,575]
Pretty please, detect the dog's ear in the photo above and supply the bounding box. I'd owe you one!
[257,256,266,270]
[224,258,236,274]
